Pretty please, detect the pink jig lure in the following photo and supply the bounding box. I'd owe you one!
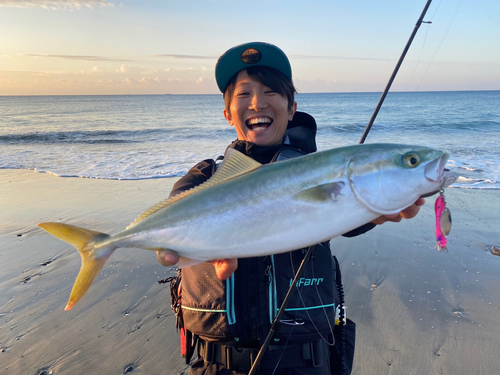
[434,191,452,252]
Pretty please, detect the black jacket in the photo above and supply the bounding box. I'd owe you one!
[172,112,361,373]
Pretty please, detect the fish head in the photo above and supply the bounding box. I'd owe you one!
[347,144,456,215]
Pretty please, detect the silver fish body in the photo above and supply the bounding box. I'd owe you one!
[113,143,452,261]
[38,143,456,309]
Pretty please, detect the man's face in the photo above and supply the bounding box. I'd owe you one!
[224,70,296,146]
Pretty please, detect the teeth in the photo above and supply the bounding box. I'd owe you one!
[253,127,267,131]
[247,118,271,125]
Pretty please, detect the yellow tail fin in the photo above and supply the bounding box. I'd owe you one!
[38,222,115,310]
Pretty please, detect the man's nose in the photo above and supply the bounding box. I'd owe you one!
[250,92,268,111]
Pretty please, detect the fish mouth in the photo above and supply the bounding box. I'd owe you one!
[246,116,273,131]
[424,152,449,182]
[421,156,458,197]
[421,169,458,197]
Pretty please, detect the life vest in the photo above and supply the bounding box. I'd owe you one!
[180,243,339,346]
[171,144,340,346]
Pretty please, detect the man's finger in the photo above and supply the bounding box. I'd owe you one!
[210,258,238,280]
[156,249,179,267]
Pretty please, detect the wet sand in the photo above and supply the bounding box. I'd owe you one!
[1,169,499,375]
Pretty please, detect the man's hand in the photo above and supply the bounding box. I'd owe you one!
[371,197,425,225]
[156,249,238,280]
[209,258,238,280]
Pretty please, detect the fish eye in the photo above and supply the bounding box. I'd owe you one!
[404,153,420,168]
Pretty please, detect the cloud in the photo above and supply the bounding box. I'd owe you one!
[91,66,105,72]
[0,0,116,9]
[79,66,106,74]
[116,64,152,74]
[124,77,137,85]
[138,77,160,85]
[116,64,127,73]
[25,54,131,62]
[196,76,210,85]
[95,78,120,85]
[152,54,215,60]
[0,70,220,95]
[291,54,393,62]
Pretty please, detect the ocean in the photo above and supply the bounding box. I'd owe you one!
[0,91,499,189]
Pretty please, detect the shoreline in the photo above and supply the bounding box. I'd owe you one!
[1,169,499,374]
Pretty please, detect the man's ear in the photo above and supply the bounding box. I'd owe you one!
[288,101,297,121]
[223,109,234,126]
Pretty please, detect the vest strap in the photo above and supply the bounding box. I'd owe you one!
[197,338,329,371]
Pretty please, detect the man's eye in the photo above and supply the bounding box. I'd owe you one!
[265,90,277,94]
[236,92,250,97]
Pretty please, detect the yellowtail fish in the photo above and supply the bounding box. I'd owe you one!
[38,143,456,310]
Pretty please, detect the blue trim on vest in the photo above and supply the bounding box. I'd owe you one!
[227,274,236,325]
[282,303,336,312]
[269,255,278,323]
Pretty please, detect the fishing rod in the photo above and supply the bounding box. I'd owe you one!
[359,0,433,144]
[248,2,434,375]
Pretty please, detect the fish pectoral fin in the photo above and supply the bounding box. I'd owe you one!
[177,256,207,269]
[293,182,345,203]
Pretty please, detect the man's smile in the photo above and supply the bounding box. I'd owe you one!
[246,117,273,131]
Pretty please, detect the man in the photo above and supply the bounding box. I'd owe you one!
[157,42,423,374]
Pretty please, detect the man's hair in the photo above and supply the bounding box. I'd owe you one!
[223,66,297,115]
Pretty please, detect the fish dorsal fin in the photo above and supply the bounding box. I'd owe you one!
[126,149,262,229]
[211,148,262,182]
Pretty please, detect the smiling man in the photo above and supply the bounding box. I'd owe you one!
[220,48,297,146]
[157,42,423,375]
[223,68,296,146]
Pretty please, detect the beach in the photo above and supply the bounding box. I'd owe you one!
[1,168,499,375]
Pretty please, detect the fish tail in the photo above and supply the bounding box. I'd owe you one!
[38,222,116,310]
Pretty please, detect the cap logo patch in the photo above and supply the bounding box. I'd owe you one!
[240,48,262,64]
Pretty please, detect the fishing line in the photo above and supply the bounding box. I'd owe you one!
[287,250,336,346]
[248,246,314,375]
[406,18,432,91]
[270,326,295,375]
[259,251,336,374]
[414,0,464,91]
[406,0,443,91]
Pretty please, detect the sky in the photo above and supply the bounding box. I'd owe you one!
[1,0,499,95]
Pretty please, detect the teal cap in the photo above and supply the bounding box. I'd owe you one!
[215,42,292,93]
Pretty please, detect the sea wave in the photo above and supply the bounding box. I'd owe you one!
[29,168,185,180]
[317,119,500,135]
[0,127,235,145]
[2,165,498,190]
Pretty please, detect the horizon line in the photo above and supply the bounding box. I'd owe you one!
[1,89,499,98]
